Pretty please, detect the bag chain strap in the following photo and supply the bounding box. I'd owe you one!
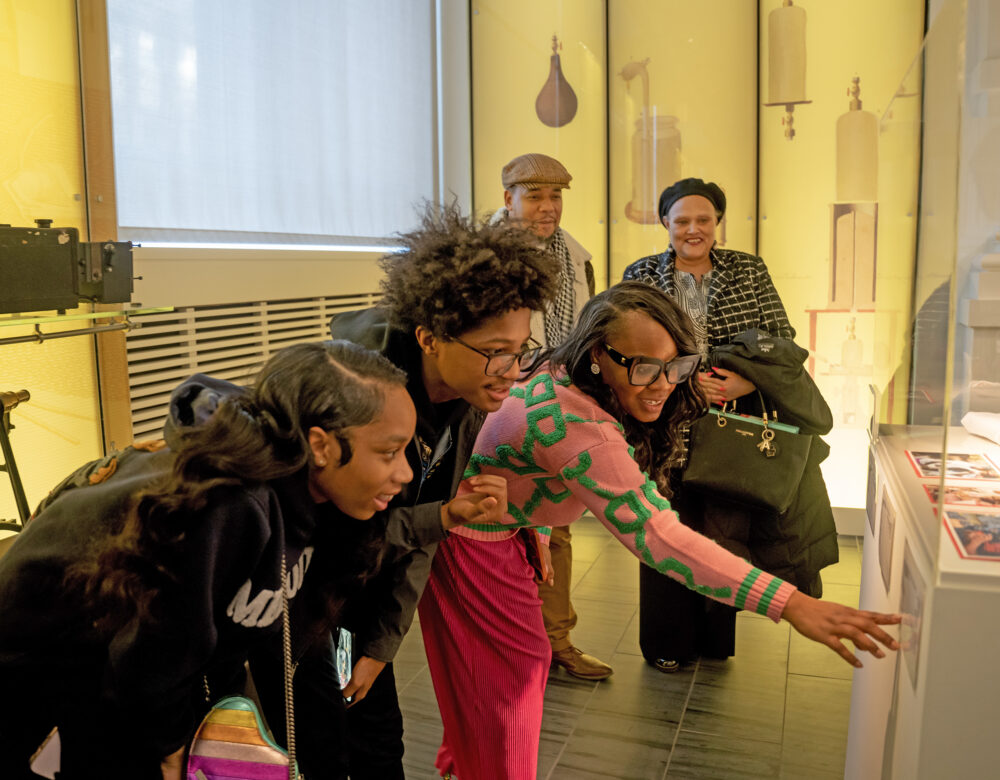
[281,554,298,780]
[714,392,778,458]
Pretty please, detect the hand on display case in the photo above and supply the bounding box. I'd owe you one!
[781,590,901,668]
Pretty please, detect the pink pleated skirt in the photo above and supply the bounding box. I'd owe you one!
[418,532,552,780]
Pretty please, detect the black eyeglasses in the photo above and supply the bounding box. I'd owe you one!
[603,344,700,386]
[453,336,543,377]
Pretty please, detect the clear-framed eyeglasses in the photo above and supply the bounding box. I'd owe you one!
[453,336,543,377]
[603,343,701,386]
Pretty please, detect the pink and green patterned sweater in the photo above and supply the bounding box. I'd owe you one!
[454,369,796,622]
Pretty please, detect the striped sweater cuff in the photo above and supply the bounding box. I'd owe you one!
[734,569,797,622]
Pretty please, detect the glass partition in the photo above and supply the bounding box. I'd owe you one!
[874,0,988,568]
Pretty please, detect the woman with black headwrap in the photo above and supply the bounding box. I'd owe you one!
[623,177,839,672]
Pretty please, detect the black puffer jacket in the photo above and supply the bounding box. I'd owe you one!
[697,329,839,594]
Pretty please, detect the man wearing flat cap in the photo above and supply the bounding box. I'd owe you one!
[497,152,595,346]
[494,153,613,682]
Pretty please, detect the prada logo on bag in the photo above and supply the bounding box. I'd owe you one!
[735,429,755,437]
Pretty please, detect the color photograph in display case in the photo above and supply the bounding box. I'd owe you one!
[943,511,1000,561]
[904,451,1000,481]
[923,483,1000,510]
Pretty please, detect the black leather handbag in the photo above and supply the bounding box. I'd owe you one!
[681,399,811,515]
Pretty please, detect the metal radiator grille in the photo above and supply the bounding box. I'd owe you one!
[125,293,378,439]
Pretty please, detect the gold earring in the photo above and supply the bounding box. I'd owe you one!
[316,459,327,468]
[590,363,601,375]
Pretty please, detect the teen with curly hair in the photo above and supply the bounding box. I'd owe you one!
[323,204,560,778]
[493,152,613,682]
[0,342,418,780]
[424,281,901,780]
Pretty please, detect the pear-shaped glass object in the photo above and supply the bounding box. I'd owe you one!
[536,35,577,128]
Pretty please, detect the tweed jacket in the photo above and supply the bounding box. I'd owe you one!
[622,247,795,348]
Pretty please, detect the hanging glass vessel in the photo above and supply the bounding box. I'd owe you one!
[620,59,681,225]
[836,77,878,203]
[829,77,878,309]
[763,0,811,140]
[536,35,577,128]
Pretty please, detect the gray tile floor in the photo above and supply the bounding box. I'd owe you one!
[395,515,864,779]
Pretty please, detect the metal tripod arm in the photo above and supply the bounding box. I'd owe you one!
[1,390,32,526]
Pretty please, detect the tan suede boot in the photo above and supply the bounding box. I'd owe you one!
[550,646,613,680]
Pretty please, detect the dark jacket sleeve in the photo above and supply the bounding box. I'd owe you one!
[352,408,486,664]
[329,306,391,351]
[352,491,450,661]
[382,502,447,557]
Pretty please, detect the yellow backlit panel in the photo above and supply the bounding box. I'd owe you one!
[471,0,608,289]
[1,0,103,522]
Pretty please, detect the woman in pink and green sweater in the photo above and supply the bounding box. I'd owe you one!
[416,281,899,780]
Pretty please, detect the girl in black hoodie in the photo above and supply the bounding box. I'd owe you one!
[0,341,422,779]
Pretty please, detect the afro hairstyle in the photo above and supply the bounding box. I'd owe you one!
[378,203,561,337]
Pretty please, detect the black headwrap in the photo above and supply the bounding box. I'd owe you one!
[658,178,726,223]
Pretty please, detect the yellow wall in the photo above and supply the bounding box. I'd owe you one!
[0,0,104,522]
[471,0,608,289]
[758,0,925,421]
[608,0,758,279]
[756,0,924,504]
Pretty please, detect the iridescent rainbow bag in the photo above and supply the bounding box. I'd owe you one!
[186,697,293,780]
[186,556,300,780]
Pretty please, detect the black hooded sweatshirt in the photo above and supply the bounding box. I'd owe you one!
[0,379,325,767]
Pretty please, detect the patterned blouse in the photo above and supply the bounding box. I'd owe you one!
[672,268,713,361]
[622,247,795,349]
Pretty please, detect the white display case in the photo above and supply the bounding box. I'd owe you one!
[845,1,1000,777]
